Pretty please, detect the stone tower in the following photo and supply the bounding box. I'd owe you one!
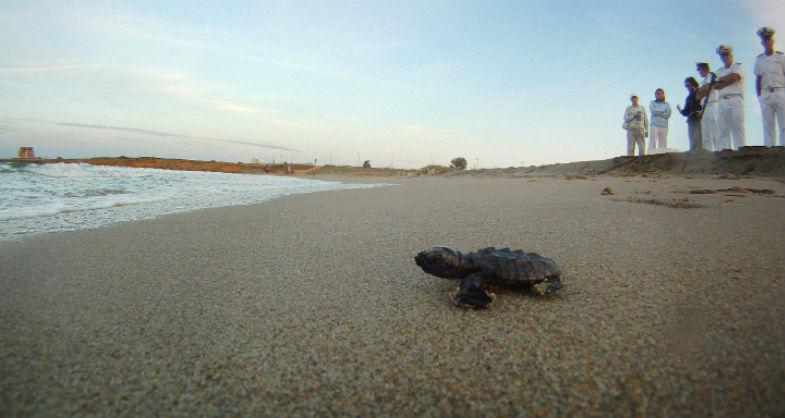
[18,147,35,159]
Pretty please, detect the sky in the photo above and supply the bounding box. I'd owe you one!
[1,1,783,168]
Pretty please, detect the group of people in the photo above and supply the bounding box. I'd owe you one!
[623,26,785,156]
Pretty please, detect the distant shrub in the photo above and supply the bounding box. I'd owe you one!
[450,157,468,170]
[363,160,372,169]
[416,165,450,175]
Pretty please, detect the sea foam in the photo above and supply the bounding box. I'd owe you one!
[0,162,388,240]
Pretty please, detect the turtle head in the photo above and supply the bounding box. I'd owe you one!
[415,247,470,279]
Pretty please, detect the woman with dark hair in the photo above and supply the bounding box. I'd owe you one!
[677,77,703,150]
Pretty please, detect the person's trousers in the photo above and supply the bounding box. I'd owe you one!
[687,120,702,151]
[759,90,785,147]
[717,96,746,150]
[701,103,720,151]
[626,130,645,156]
[649,126,668,152]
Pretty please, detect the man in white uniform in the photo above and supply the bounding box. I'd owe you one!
[754,27,785,147]
[697,62,720,151]
[699,45,746,150]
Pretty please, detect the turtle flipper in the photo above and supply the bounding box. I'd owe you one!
[531,279,563,296]
[455,273,492,309]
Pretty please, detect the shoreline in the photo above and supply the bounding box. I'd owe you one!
[0,172,396,243]
[2,175,784,416]
[3,146,784,178]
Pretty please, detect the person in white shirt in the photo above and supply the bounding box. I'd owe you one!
[698,45,746,150]
[648,88,672,153]
[754,27,785,147]
[697,62,720,151]
[623,93,648,156]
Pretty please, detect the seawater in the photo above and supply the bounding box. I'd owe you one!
[0,162,387,240]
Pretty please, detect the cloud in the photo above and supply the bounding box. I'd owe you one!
[212,139,296,151]
[67,10,350,78]
[65,9,430,94]
[203,99,266,114]
[56,122,187,138]
[0,63,101,75]
[141,83,279,117]
[56,121,298,152]
[110,67,285,119]
[0,61,303,127]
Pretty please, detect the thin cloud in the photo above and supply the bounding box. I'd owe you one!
[203,99,267,114]
[67,10,349,79]
[144,84,280,117]
[120,69,305,127]
[1,61,302,126]
[57,122,187,138]
[214,139,296,152]
[57,121,298,152]
[67,10,431,94]
[0,62,101,75]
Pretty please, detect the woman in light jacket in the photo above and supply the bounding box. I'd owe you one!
[649,88,672,153]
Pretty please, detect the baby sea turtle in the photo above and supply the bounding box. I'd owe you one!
[415,247,563,309]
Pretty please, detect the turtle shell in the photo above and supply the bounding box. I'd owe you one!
[468,247,561,284]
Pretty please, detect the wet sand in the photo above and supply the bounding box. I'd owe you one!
[2,175,784,417]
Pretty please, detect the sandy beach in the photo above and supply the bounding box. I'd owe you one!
[2,174,784,417]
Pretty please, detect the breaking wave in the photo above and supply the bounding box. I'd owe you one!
[0,162,388,239]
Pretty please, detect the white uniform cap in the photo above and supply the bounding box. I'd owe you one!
[716,44,733,55]
[757,27,775,38]
[695,61,710,70]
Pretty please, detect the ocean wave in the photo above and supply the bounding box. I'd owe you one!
[0,202,69,221]
[64,188,128,198]
[1,162,168,178]
[0,195,169,221]
[24,163,108,178]
[1,164,389,239]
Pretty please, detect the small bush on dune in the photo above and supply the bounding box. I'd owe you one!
[450,157,468,170]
